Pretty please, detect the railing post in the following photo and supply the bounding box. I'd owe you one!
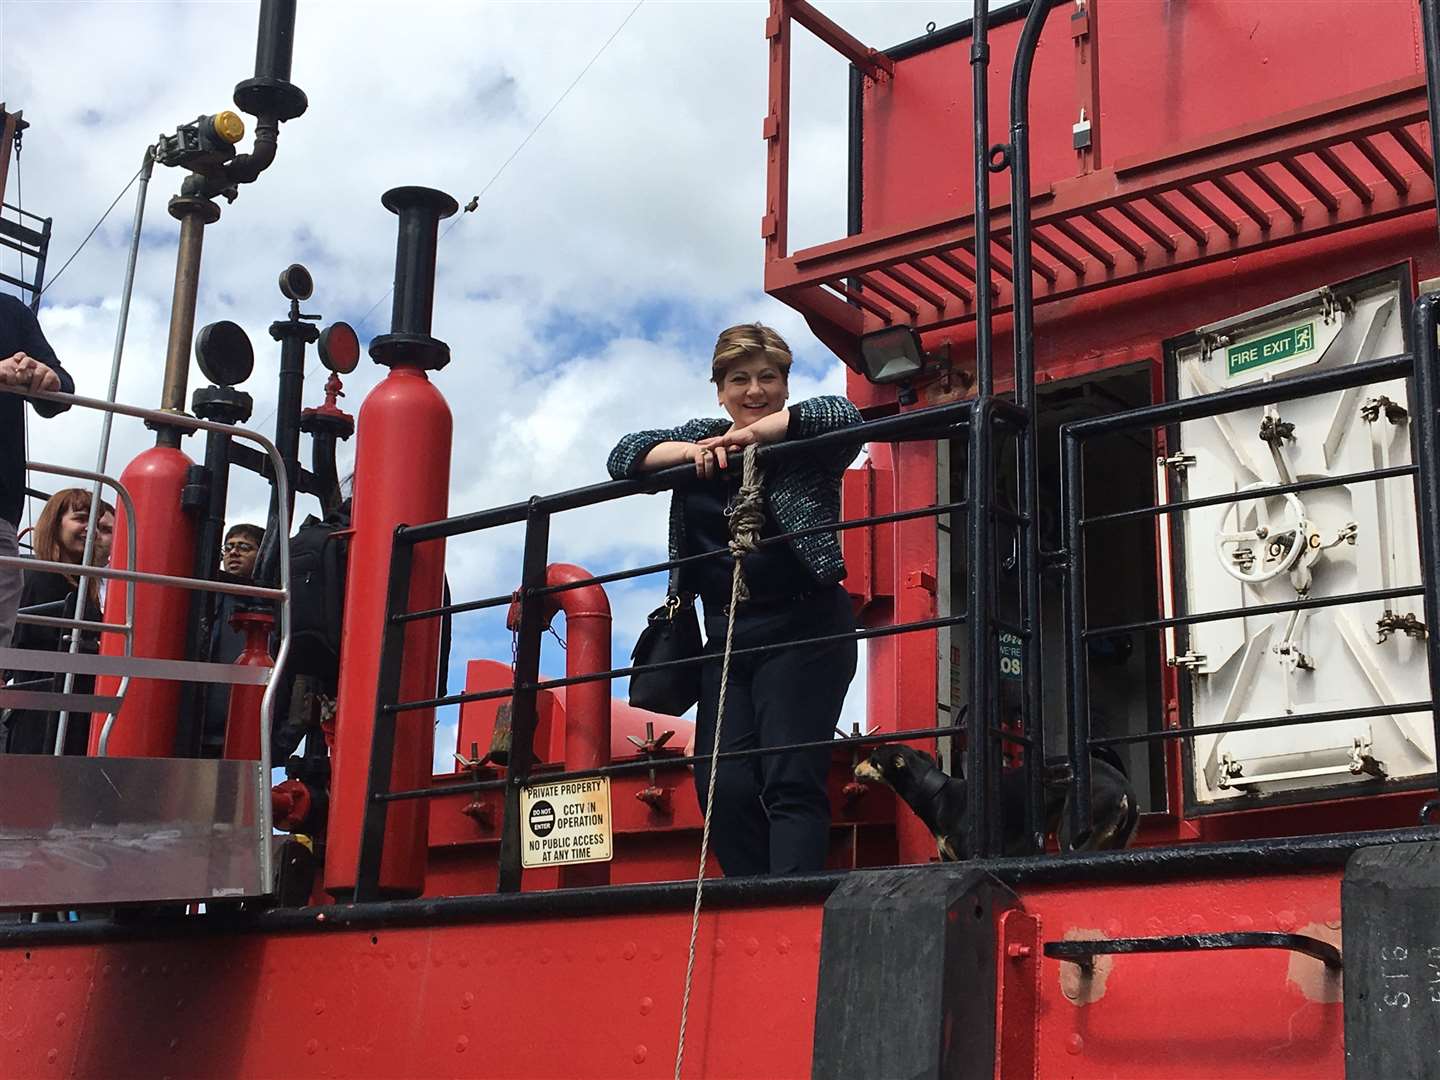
[497,501,551,894]
[762,0,792,263]
[1061,425,1094,844]
[966,397,999,858]
[1407,295,1440,790]
[353,529,414,903]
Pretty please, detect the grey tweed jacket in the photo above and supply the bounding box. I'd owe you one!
[606,395,864,587]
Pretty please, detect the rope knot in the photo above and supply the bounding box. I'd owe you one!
[726,445,765,603]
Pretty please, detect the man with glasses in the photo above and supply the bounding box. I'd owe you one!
[201,523,265,755]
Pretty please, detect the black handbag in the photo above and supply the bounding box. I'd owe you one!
[628,594,703,715]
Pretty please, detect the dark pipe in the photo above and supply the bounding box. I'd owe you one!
[1008,0,1048,407]
[232,0,307,123]
[1420,0,1440,246]
[972,0,994,396]
[309,430,343,515]
[1009,0,1052,852]
[1061,425,1093,843]
[254,0,298,83]
[1407,295,1440,794]
[370,186,459,370]
[965,397,998,857]
[254,310,317,589]
[223,119,279,187]
[181,385,253,754]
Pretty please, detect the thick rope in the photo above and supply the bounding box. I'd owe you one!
[674,444,763,1080]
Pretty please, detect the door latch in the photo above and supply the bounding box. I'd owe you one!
[1377,610,1428,642]
[1361,395,1409,424]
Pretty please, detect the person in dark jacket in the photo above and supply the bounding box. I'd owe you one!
[4,488,114,754]
[608,323,863,876]
[0,295,74,653]
[201,523,264,757]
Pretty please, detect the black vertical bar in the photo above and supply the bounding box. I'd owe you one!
[257,316,314,587]
[1008,0,1050,854]
[28,216,50,312]
[1407,295,1440,787]
[972,0,994,397]
[497,502,551,894]
[1061,426,1093,843]
[847,65,864,239]
[1420,0,1440,246]
[1016,437,1046,853]
[966,397,997,858]
[179,428,234,755]
[353,531,415,903]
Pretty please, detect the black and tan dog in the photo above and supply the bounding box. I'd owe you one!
[854,743,1138,860]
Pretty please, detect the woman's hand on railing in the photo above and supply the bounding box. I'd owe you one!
[696,407,791,470]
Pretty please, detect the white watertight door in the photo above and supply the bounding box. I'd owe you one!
[1172,273,1430,807]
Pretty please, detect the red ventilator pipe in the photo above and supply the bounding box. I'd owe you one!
[222,609,275,761]
[90,446,198,757]
[324,366,451,898]
[506,562,612,888]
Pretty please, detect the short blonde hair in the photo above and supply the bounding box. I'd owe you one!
[711,323,793,386]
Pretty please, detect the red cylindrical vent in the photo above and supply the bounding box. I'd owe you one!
[222,609,275,761]
[324,366,451,898]
[90,446,198,757]
[506,563,613,888]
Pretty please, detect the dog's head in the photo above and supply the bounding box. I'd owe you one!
[854,744,938,787]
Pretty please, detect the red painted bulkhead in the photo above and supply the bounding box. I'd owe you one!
[0,868,1349,1079]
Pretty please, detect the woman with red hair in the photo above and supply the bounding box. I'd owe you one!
[2,487,114,754]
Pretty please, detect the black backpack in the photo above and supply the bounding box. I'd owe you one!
[286,502,350,683]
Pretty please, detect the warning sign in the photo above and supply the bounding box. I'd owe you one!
[520,777,613,868]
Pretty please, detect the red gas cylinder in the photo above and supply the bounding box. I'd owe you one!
[222,608,275,761]
[325,184,458,898]
[90,445,198,757]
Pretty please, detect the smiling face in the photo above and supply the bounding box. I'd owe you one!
[716,353,789,430]
[57,506,95,563]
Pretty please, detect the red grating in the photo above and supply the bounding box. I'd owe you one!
[765,75,1435,352]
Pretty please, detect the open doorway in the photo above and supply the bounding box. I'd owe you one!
[942,364,1168,815]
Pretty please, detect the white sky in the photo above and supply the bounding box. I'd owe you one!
[1,0,977,766]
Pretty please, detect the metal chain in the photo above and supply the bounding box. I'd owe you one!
[674,445,762,1079]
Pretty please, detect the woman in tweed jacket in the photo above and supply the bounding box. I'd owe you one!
[607,324,863,876]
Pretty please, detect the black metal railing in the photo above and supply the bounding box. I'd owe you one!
[354,397,1043,899]
[1059,297,1440,843]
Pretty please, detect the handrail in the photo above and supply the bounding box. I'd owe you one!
[397,397,977,545]
[1044,931,1343,971]
[353,395,998,898]
[3,460,138,746]
[0,384,293,859]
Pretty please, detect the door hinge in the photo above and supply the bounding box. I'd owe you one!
[1167,652,1207,670]
[1158,451,1197,476]
[1198,333,1231,362]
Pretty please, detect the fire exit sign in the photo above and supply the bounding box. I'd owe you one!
[1226,321,1317,376]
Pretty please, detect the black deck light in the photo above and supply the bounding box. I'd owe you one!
[369,186,459,370]
[860,325,928,384]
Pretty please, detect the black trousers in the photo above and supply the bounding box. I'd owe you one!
[693,584,857,877]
